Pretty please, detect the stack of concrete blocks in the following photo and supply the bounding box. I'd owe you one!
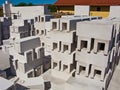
[2,1,53,77]
[3,1,54,52]
[0,21,1,45]
[75,18,120,89]
[34,15,54,49]
[0,17,11,45]
[9,36,44,79]
[111,18,120,69]
[9,19,34,40]
[47,15,100,80]
[34,15,54,71]
[0,48,10,78]
[3,1,50,19]
[2,0,51,42]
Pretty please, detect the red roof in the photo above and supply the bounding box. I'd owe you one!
[55,0,120,6]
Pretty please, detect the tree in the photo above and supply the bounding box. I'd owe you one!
[48,5,57,12]
[16,2,34,6]
[0,8,3,17]
[28,3,34,6]
[16,2,27,6]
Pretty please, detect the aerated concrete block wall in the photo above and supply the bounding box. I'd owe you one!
[1,1,120,90]
[47,15,101,80]
[0,17,11,45]
[75,18,120,89]
[9,36,44,78]
[0,22,2,45]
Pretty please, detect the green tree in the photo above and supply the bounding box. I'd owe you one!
[48,5,57,12]
[28,3,34,6]
[16,2,34,6]
[0,8,3,17]
[16,2,27,6]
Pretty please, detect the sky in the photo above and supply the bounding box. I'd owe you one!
[0,0,57,5]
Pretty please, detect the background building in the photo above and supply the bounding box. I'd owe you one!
[55,0,120,18]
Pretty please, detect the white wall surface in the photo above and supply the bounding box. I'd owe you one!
[14,36,40,53]
[0,50,10,70]
[74,5,90,16]
[77,20,113,40]
[10,5,50,19]
[0,23,2,45]
[109,6,120,18]
[0,77,14,90]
